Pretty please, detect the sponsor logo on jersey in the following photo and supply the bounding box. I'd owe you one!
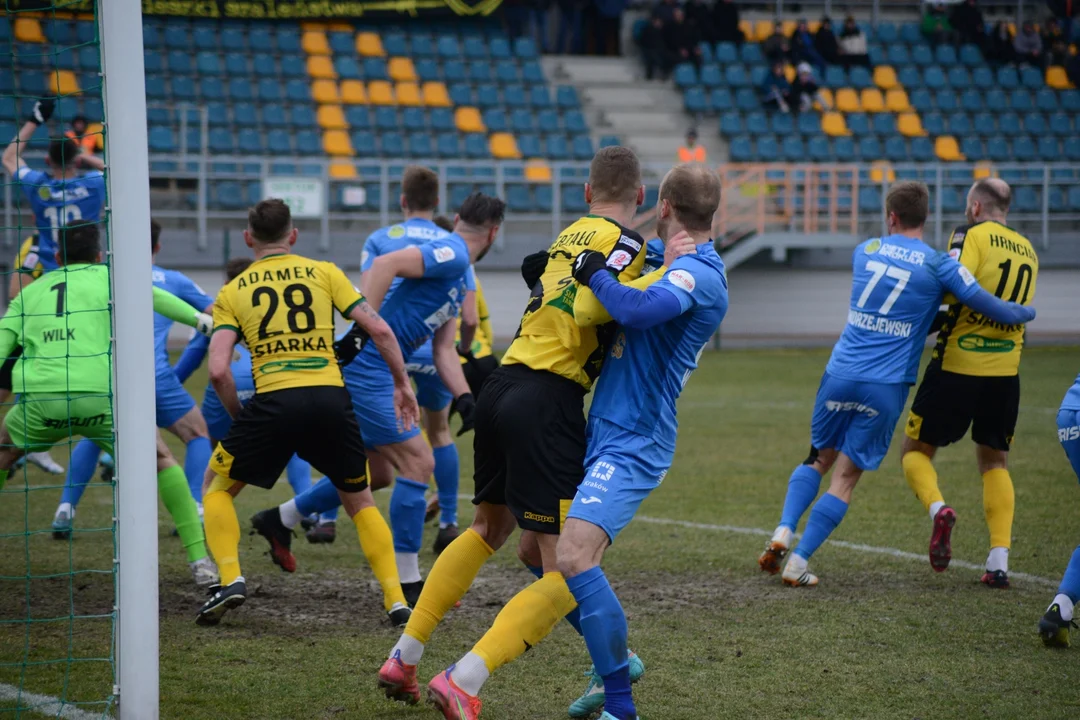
[619,235,642,252]
[1059,425,1080,442]
[387,225,406,239]
[433,246,456,263]
[957,334,1015,353]
[579,496,603,505]
[865,239,882,254]
[957,266,976,286]
[878,243,925,265]
[582,479,608,493]
[668,269,696,292]
[38,187,51,201]
[43,413,107,429]
[611,331,625,359]
[407,225,447,240]
[523,511,555,524]
[824,400,880,418]
[951,231,966,244]
[607,250,632,271]
[948,248,961,260]
[590,461,616,481]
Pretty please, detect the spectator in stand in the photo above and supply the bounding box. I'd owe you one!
[789,62,829,114]
[1043,18,1070,66]
[987,21,1016,65]
[666,7,703,70]
[640,15,672,79]
[949,0,986,48]
[556,0,586,54]
[652,0,677,26]
[760,61,791,113]
[712,0,745,46]
[677,128,706,163]
[1067,51,1080,87]
[763,21,790,65]
[1013,21,1045,67]
[790,18,826,75]
[814,17,840,66]
[838,16,870,69]
[921,4,956,46]
[1048,0,1077,48]
[595,0,627,55]
[683,0,714,45]
[64,116,97,155]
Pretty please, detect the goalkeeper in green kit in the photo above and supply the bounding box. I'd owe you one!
[0,221,219,586]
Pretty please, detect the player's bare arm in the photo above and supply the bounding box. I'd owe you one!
[207,327,242,418]
[348,299,419,429]
[363,246,426,310]
[458,288,478,354]
[74,151,105,172]
[2,100,53,176]
[432,317,471,399]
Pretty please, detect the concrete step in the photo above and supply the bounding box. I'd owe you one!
[544,56,638,85]
[582,84,679,111]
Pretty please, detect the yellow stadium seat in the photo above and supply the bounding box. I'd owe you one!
[738,20,753,41]
[327,22,353,32]
[317,105,347,130]
[302,31,331,55]
[1047,66,1074,89]
[784,65,796,83]
[389,57,417,82]
[330,161,358,179]
[357,32,386,57]
[754,21,773,42]
[973,161,995,180]
[935,136,964,161]
[781,20,797,36]
[524,160,552,182]
[897,113,926,137]
[834,89,860,113]
[322,129,354,157]
[814,88,833,111]
[861,88,885,112]
[340,80,367,104]
[808,21,821,34]
[885,88,911,112]
[455,107,485,133]
[14,18,45,43]
[301,22,326,31]
[490,133,521,159]
[821,112,850,136]
[396,82,421,106]
[873,66,898,90]
[368,81,395,105]
[86,122,104,151]
[49,70,79,96]
[869,161,896,184]
[312,79,340,104]
[307,56,336,79]
[422,82,452,108]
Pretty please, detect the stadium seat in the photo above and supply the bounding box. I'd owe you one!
[1013,135,1036,159]
[514,37,538,58]
[771,112,794,135]
[1047,66,1075,90]
[496,63,519,84]
[835,89,860,113]
[193,26,216,51]
[468,61,492,83]
[850,66,873,89]
[824,66,846,88]
[719,112,743,135]
[908,88,932,113]
[522,61,545,85]
[338,80,364,104]
[740,43,763,65]
[947,67,970,89]
[1021,65,1044,89]
[781,136,805,162]
[971,112,996,136]
[1014,186,1039,212]
[382,132,405,156]
[872,113,896,135]
[996,66,1020,89]
[960,136,984,161]
[302,31,330,56]
[344,105,370,128]
[434,132,459,158]
[148,126,176,153]
[726,135,750,162]
[334,56,362,80]
[971,66,994,88]
[510,108,535,133]
[843,112,867,136]
[1022,111,1046,135]
[364,58,390,82]
[883,136,906,162]
[959,43,983,66]
[997,112,1020,135]
[684,87,707,114]
[873,66,898,90]
[464,132,490,158]
[887,45,910,66]
[715,42,738,64]
[700,65,722,88]
[858,186,882,212]
[422,82,451,108]
[897,113,926,137]
[734,88,757,111]
[986,137,1009,162]
[911,44,934,66]
[909,136,933,161]
[757,136,780,161]
[317,105,347,130]
[555,86,579,108]
[564,110,587,134]
[312,79,340,103]
[923,66,946,90]
[572,135,594,160]
[1049,112,1072,136]
[489,132,520,159]
[307,56,336,80]
[1062,91,1080,113]
[674,63,699,89]
[1066,137,1080,162]
[1037,135,1060,161]
[855,136,880,161]
[1036,89,1059,112]
[463,36,488,59]
[947,111,971,135]
[397,83,421,106]
[368,81,394,105]
[796,113,820,135]
[935,135,963,161]
[807,136,831,162]
[935,45,957,66]
[1010,89,1033,112]
[482,108,508,133]
[861,89,885,112]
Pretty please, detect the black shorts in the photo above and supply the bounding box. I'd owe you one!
[472,364,586,534]
[0,345,24,392]
[463,354,499,399]
[210,385,368,492]
[906,365,1020,451]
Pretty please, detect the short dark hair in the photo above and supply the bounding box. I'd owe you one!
[150,218,162,251]
[248,198,292,243]
[71,115,88,128]
[48,137,80,169]
[659,164,721,232]
[401,165,439,212]
[58,221,101,265]
[885,181,929,229]
[457,192,506,228]
[588,146,642,205]
[432,215,455,232]
[225,257,253,281]
[971,178,1011,214]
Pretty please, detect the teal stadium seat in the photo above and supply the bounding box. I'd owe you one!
[514,37,538,58]
[1023,111,1046,134]
[556,86,579,108]
[148,127,175,153]
[910,88,933,112]
[506,184,534,212]
[463,36,487,59]
[887,45,910,65]
[1068,187,1080,211]
[232,102,255,126]
[1036,89,1058,112]
[164,25,189,48]
[291,105,316,126]
[959,43,983,66]
[172,76,196,101]
[872,113,896,134]
[335,57,362,80]
[200,77,224,100]
[684,87,707,113]
[252,54,275,76]
[833,136,855,160]
[443,61,466,83]
[1050,112,1073,136]
[876,22,898,43]
[522,61,545,84]
[572,136,594,160]
[960,89,982,110]
[224,53,247,75]
[193,26,216,50]
[709,88,733,112]
[1066,137,1080,161]
[726,65,750,88]
[911,136,934,161]
[435,133,460,158]
[409,133,434,157]
[1014,186,1039,212]
[771,113,794,135]
[715,42,738,64]
[781,136,804,161]
[756,136,779,161]
[1010,89,1033,112]
[744,111,767,134]
[529,86,553,107]
[238,129,263,154]
[1012,136,1036,158]
[383,34,408,56]
[490,37,511,58]
[973,112,995,135]
[808,136,831,161]
[476,84,500,107]
[923,66,946,90]
[599,135,620,148]
[167,50,192,74]
[740,43,763,64]
[935,45,957,65]
[468,61,492,83]
[701,65,722,88]
[402,107,426,130]
[911,44,934,66]
[1062,91,1080,112]
[901,24,924,44]
[824,66,846,87]
[884,136,907,162]
[277,27,301,53]
[720,112,742,135]
[674,63,698,88]
[510,108,535,132]
[798,113,821,134]
[281,55,305,77]
[850,66,873,89]
[857,136,881,160]
[496,63,519,84]
[947,67,969,88]
[972,66,993,87]
[960,136,983,160]
[1021,66,1043,89]
[729,135,753,161]
[898,65,920,88]
[364,58,389,81]
[564,110,587,133]
[935,90,958,111]
[698,42,714,63]
[482,108,507,132]
[998,112,1020,134]
[464,133,489,158]
[946,112,971,135]
[437,36,460,57]
[295,130,320,154]
[735,88,757,110]
[449,84,473,105]
[986,137,1009,162]
[858,187,882,212]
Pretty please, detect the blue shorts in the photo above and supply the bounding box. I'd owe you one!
[1058,408,1080,482]
[155,370,196,429]
[809,372,908,472]
[407,344,452,411]
[345,351,421,448]
[566,418,674,543]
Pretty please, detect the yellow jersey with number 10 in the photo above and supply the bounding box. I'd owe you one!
[934,220,1038,377]
[213,252,363,393]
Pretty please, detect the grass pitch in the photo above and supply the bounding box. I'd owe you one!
[2,347,1080,719]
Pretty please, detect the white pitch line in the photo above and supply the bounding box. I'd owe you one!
[0,683,109,720]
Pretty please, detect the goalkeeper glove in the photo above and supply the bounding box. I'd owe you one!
[28,99,55,126]
[450,392,476,436]
[570,250,612,286]
[195,312,213,337]
[333,322,369,366]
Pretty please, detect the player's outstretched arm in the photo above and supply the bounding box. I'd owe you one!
[74,152,105,172]
[173,332,210,384]
[364,246,425,311]
[433,318,476,434]
[938,256,1036,326]
[2,101,53,177]
[571,251,687,330]
[208,328,242,418]
[347,300,419,429]
[152,287,213,336]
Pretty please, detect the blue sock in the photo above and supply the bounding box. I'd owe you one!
[183,437,212,503]
[432,443,459,527]
[528,564,584,635]
[1059,545,1080,604]
[566,567,635,720]
[294,477,342,517]
[284,454,312,497]
[779,464,823,532]
[59,439,101,509]
[793,492,849,561]
[389,477,428,553]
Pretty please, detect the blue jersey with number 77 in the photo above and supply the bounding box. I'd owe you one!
[825,234,989,386]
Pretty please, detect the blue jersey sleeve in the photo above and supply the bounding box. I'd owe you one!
[419,237,470,279]
[173,332,209,383]
[932,251,1036,326]
[80,170,105,194]
[174,272,215,311]
[464,265,477,292]
[651,256,726,313]
[361,231,385,272]
[16,167,49,208]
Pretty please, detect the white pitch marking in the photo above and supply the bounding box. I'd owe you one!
[0,683,110,720]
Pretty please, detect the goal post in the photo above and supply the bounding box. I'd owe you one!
[98,1,159,718]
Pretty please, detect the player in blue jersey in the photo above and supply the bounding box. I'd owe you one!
[250,192,501,603]
[1039,372,1080,647]
[756,181,1037,588]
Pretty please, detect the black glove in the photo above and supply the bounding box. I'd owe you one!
[333,322,369,367]
[521,250,549,289]
[28,99,55,126]
[450,392,477,436]
[571,250,611,286]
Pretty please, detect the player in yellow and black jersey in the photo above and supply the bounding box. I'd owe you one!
[0,235,43,402]
[196,198,420,628]
[902,178,1039,589]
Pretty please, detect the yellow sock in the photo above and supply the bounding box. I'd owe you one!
[354,506,408,611]
[472,572,576,673]
[203,485,241,585]
[404,528,493,644]
[982,468,1014,549]
[902,451,944,512]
